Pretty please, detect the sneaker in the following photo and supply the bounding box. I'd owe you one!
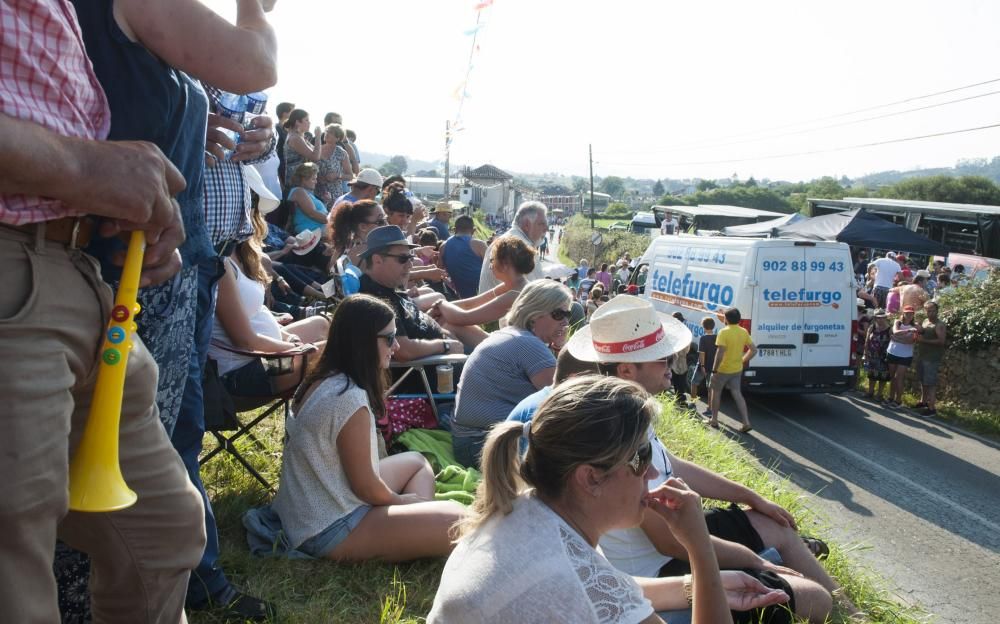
[193,587,276,623]
[913,402,927,410]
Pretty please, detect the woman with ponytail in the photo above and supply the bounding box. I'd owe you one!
[430,375,745,623]
[272,295,464,561]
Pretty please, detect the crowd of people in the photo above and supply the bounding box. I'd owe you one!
[857,250,954,416]
[3,2,958,623]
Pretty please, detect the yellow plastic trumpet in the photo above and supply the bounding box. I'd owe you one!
[68,230,145,511]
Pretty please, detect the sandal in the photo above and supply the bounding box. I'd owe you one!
[802,536,830,559]
[709,421,719,430]
[739,424,753,434]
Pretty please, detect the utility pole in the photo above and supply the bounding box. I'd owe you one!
[589,143,595,230]
[443,121,451,199]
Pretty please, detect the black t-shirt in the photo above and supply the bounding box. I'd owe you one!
[360,274,445,341]
[698,334,718,369]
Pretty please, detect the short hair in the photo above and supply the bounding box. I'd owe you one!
[291,162,319,184]
[587,268,596,277]
[701,317,716,330]
[324,123,345,141]
[492,237,536,275]
[554,346,598,383]
[954,264,965,273]
[276,102,295,118]
[324,112,342,125]
[454,215,475,233]
[914,275,926,285]
[938,274,952,286]
[506,280,572,330]
[345,129,357,141]
[513,201,547,228]
[724,308,742,325]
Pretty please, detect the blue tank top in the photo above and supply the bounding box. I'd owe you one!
[73,0,212,268]
[442,235,483,298]
[289,187,329,234]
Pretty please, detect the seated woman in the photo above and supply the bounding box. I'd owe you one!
[431,237,535,328]
[451,280,571,467]
[209,226,329,397]
[328,199,388,295]
[430,375,766,623]
[272,295,465,561]
[288,162,329,235]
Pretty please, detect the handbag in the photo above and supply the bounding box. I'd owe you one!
[377,398,438,443]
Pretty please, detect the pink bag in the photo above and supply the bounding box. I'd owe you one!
[377,398,438,442]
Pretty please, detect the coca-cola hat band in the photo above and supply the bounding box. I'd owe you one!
[566,295,693,363]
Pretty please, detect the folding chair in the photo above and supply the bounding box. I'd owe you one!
[388,353,467,418]
[200,342,317,493]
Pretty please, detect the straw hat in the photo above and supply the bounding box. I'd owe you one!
[566,295,692,363]
[292,228,322,255]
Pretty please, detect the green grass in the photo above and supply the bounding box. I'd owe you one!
[194,397,930,624]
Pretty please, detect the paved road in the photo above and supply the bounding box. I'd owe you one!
[710,392,1000,624]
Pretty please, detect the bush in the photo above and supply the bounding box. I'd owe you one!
[604,202,633,218]
[937,270,1000,351]
[562,214,650,268]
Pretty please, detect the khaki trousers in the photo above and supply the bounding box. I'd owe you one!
[0,227,205,623]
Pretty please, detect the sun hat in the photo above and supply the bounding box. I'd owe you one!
[566,295,692,363]
[430,200,454,214]
[359,225,418,261]
[350,168,384,188]
[886,251,897,259]
[292,228,322,256]
[244,165,280,215]
[915,269,931,278]
[874,309,888,318]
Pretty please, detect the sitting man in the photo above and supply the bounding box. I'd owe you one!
[515,295,845,622]
[359,226,487,361]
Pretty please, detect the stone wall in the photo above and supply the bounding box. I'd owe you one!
[906,346,1000,411]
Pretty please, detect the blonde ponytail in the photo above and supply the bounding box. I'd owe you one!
[457,421,526,538]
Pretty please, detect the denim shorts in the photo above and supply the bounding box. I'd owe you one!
[297,505,371,558]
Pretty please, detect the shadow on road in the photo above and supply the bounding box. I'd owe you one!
[715,392,1000,554]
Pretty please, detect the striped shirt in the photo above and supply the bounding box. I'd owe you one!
[0,0,110,224]
[453,327,556,433]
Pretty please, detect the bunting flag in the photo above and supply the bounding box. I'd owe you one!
[449,1,494,153]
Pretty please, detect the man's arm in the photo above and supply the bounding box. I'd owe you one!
[712,344,726,373]
[670,454,797,529]
[0,113,185,286]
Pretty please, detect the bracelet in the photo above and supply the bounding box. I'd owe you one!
[682,574,693,606]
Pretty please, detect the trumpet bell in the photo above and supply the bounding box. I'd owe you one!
[68,440,137,512]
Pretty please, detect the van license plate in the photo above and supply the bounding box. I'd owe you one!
[759,348,793,358]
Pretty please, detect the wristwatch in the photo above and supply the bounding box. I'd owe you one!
[442,340,451,354]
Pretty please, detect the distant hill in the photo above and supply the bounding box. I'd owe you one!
[854,157,1000,187]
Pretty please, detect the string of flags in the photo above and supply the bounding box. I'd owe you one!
[445,0,494,161]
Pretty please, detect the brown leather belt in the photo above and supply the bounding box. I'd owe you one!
[6,216,95,248]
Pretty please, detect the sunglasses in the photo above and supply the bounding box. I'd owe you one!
[380,252,416,264]
[377,331,396,347]
[549,308,572,321]
[626,442,653,476]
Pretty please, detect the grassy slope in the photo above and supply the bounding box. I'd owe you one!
[193,397,928,624]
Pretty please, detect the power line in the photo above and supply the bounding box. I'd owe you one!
[600,77,1000,156]
[607,89,1000,156]
[598,122,1000,169]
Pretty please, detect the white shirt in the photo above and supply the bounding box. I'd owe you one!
[429,494,653,624]
[873,257,901,289]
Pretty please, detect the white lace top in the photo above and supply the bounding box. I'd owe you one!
[428,493,653,624]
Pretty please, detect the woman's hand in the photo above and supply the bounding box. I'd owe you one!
[644,478,711,552]
[720,571,789,612]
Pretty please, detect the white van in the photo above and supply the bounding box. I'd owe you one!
[638,235,857,393]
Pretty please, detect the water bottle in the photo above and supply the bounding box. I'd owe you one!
[216,91,247,159]
[244,91,268,130]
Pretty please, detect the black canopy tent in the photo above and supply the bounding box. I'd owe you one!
[776,208,949,256]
